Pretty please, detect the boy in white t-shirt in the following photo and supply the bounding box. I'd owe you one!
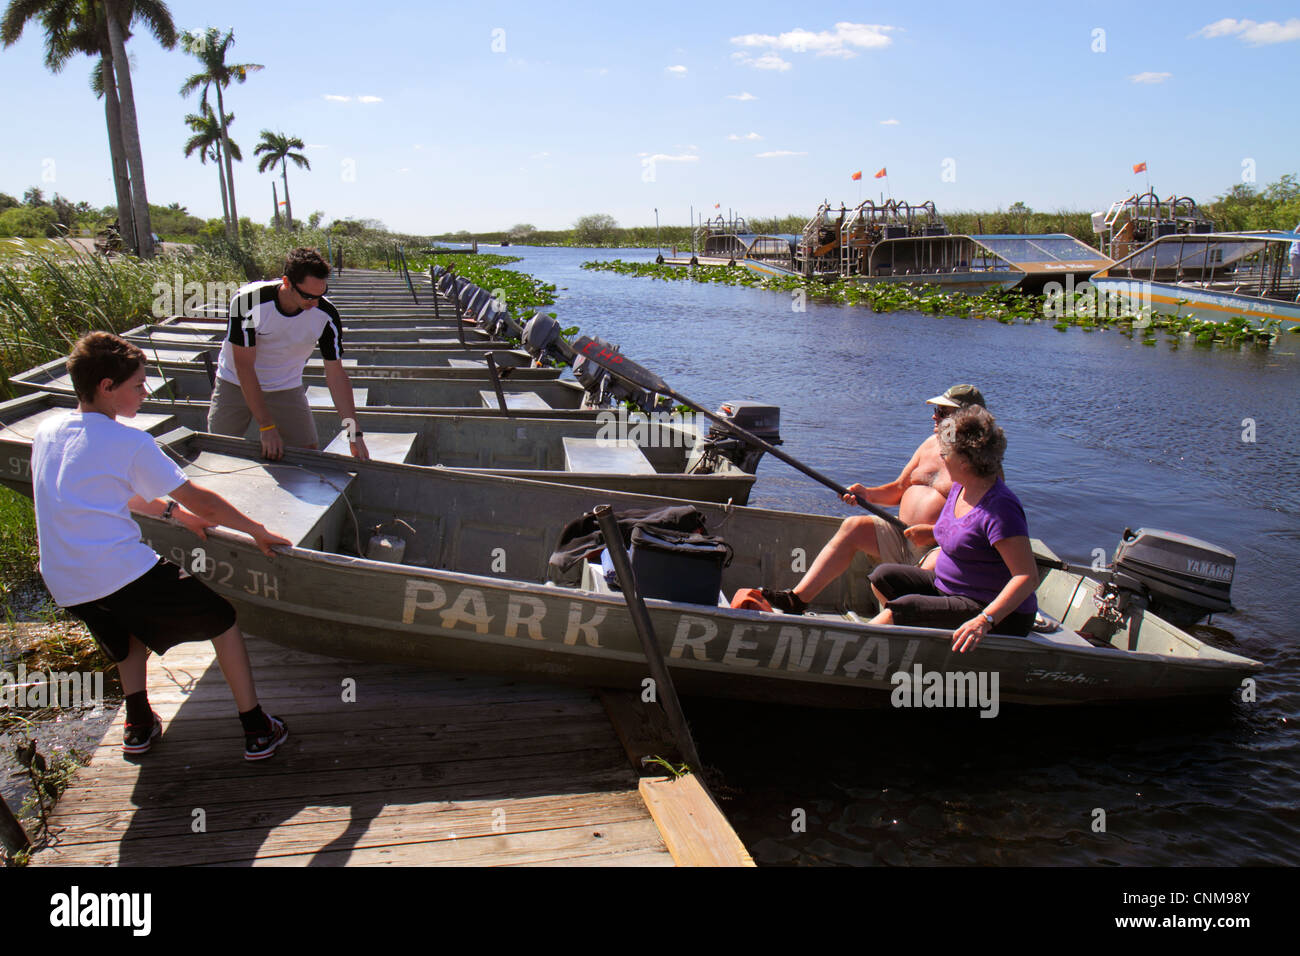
[32,332,294,761]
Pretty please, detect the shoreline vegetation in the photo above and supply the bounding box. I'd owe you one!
[581,258,1292,347]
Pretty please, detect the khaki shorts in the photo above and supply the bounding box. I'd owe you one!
[871,516,937,567]
[207,376,319,448]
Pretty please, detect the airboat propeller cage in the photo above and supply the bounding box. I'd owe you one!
[1112,528,1235,627]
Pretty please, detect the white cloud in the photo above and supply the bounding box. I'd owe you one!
[397,167,410,173]
[731,22,896,59]
[880,118,900,125]
[531,151,550,159]
[641,153,700,163]
[756,150,807,158]
[323,94,351,102]
[357,95,383,103]
[732,51,792,71]
[1195,17,1300,44]
[1129,72,1172,84]
[413,144,424,151]
[666,64,688,74]
[728,132,762,141]
[727,92,757,101]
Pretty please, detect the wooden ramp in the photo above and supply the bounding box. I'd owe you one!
[35,637,674,866]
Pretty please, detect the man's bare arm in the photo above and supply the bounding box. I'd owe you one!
[849,441,928,507]
[322,360,370,460]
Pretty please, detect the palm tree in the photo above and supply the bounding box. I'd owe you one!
[3,0,130,250]
[103,0,175,258]
[180,27,262,242]
[183,102,239,232]
[254,130,309,230]
[1,0,168,254]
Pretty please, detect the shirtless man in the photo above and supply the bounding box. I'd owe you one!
[760,384,987,615]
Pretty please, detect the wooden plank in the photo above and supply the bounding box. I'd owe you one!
[50,746,634,814]
[229,818,669,867]
[48,787,645,846]
[41,791,658,866]
[599,689,682,771]
[638,775,754,867]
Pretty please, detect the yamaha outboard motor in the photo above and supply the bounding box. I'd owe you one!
[1108,528,1235,629]
[687,400,782,474]
[1074,527,1236,642]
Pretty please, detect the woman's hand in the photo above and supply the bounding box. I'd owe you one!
[952,615,991,653]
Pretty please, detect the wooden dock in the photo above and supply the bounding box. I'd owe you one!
[34,636,749,866]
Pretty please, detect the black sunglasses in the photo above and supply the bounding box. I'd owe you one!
[291,279,328,302]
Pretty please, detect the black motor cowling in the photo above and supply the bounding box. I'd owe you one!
[1111,528,1235,629]
[701,401,782,473]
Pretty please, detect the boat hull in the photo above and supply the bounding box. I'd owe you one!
[0,432,1257,709]
[1089,277,1300,327]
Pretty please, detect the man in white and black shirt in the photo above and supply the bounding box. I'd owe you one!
[208,246,369,461]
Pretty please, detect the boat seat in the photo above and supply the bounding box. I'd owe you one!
[561,437,656,475]
[478,390,550,410]
[0,407,178,444]
[323,429,419,464]
[181,450,356,550]
[46,371,175,398]
[305,385,369,408]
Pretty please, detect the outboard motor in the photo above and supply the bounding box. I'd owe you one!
[523,312,572,365]
[571,353,612,406]
[687,400,782,474]
[1108,528,1235,629]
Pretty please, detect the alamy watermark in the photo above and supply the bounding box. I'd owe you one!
[151,277,242,319]
[1,664,104,710]
[1042,276,1153,322]
[595,408,705,448]
[890,665,1000,718]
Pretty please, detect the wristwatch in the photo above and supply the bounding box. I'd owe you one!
[981,612,995,628]
[162,500,177,521]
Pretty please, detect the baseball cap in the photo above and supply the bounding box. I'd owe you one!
[926,384,987,409]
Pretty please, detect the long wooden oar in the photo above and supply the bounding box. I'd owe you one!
[572,336,906,531]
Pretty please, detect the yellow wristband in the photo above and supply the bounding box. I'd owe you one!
[259,423,277,432]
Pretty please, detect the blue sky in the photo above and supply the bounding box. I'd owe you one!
[2,1,1298,233]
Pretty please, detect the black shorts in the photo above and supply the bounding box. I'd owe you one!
[65,559,237,662]
[868,564,1034,636]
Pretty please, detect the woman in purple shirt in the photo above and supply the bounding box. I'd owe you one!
[867,405,1038,652]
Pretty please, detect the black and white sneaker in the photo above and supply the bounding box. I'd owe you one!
[244,715,289,762]
[122,711,162,755]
